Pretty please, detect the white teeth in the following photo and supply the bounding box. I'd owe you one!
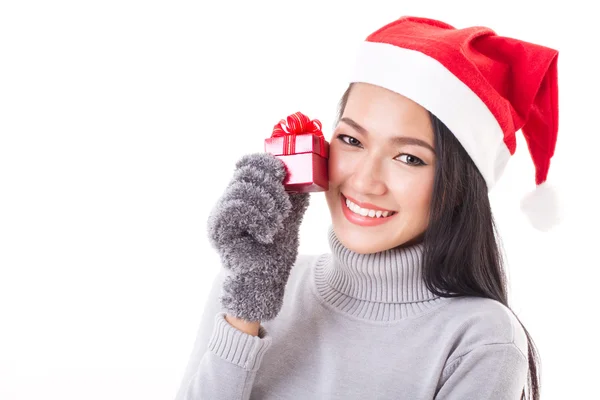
[345,197,395,218]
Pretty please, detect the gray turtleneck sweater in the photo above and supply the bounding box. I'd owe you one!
[174,225,529,399]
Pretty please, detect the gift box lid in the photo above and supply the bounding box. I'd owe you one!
[265,112,329,158]
[264,133,329,158]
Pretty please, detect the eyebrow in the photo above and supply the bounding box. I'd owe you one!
[339,117,436,155]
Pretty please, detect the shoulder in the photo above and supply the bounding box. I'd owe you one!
[443,296,528,363]
[295,253,326,268]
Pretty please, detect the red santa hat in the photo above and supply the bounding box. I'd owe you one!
[347,16,560,231]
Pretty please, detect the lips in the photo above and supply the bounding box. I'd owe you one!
[342,193,395,213]
[340,193,397,227]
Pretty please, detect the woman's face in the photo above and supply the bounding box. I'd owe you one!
[325,83,436,254]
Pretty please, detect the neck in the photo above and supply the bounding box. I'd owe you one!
[312,225,447,321]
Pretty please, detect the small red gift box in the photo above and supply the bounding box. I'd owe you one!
[264,112,329,193]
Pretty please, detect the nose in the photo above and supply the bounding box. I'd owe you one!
[347,153,387,196]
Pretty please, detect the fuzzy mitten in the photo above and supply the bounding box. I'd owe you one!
[206,152,310,322]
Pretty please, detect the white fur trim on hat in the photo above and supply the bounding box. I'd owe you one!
[347,41,512,192]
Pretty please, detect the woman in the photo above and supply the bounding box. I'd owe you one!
[175,16,558,400]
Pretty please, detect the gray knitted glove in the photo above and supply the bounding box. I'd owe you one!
[206,152,310,322]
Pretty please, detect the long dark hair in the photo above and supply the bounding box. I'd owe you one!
[335,83,541,400]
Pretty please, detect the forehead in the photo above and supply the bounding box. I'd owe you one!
[342,83,434,143]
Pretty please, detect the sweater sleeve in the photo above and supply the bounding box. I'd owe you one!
[174,266,274,400]
[174,254,312,400]
[434,342,528,400]
[180,312,272,400]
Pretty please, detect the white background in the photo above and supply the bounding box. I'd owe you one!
[1,1,598,399]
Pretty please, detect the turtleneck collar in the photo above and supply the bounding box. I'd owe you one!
[312,224,447,322]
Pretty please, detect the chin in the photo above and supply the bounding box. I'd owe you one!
[333,224,400,254]
[347,242,387,255]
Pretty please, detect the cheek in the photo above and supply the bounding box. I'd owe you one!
[390,173,434,212]
[327,146,350,184]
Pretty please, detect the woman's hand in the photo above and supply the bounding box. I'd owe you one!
[207,152,310,323]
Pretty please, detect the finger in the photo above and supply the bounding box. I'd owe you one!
[234,152,287,183]
[207,197,282,245]
[284,192,310,226]
[229,164,290,216]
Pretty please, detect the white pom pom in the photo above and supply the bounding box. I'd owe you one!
[519,181,563,232]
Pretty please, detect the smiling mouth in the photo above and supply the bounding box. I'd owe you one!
[342,193,397,218]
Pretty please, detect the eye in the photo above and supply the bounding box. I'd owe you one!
[397,154,426,166]
[337,134,362,147]
[337,134,426,166]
